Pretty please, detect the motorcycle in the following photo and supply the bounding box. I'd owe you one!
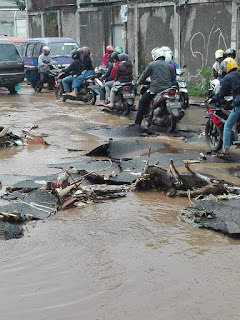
[111,82,136,116]
[176,66,189,109]
[204,97,240,151]
[54,73,99,105]
[34,65,59,92]
[141,84,185,133]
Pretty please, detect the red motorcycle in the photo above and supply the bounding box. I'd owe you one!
[204,97,240,151]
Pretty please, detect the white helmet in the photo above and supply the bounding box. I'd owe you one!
[215,49,224,60]
[165,51,172,63]
[160,46,171,52]
[153,48,166,61]
[151,47,160,60]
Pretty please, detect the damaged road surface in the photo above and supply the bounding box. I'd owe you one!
[2,86,240,320]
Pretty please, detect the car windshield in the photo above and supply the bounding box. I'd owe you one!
[0,43,22,61]
[48,42,78,57]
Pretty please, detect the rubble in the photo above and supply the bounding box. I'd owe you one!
[180,198,240,238]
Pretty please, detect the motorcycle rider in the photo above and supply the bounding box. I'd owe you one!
[104,52,121,105]
[35,46,53,92]
[221,48,237,78]
[62,49,82,94]
[210,58,239,157]
[135,48,175,125]
[212,49,225,79]
[103,45,114,67]
[108,53,133,109]
[69,47,94,98]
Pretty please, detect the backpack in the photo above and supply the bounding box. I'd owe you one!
[232,71,240,106]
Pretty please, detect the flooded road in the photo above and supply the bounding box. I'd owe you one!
[1,86,240,320]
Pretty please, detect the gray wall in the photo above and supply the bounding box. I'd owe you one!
[180,1,232,77]
[27,0,237,76]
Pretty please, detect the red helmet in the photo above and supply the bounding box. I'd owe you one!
[106,45,114,53]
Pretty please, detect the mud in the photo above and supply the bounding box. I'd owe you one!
[1,86,240,319]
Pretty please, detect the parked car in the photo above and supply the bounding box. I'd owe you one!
[23,37,79,86]
[0,39,25,94]
[0,35,25,56]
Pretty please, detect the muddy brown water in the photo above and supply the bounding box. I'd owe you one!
[1,86,240,320]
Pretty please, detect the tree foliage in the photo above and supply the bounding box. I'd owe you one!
[13,0,26,11]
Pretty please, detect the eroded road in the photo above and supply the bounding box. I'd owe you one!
[1,85,240,320]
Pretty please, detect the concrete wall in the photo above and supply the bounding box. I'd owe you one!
[27,0,238,76]
[0,10,27,39]
[180,1,232,77]
[27,0,76,12]
[28,14,42,37]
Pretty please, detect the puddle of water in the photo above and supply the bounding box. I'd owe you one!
[1,86,240,320]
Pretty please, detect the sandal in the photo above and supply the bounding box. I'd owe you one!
[217,151,231,159]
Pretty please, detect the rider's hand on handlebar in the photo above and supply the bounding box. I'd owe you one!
[207,98,212,104]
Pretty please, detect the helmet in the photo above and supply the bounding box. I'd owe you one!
[81,46,90,55]
[151,47,160,60]
[106,45,114,53]
[71,49,78,59]
[153,48,166,61]
[111,51,119,61]
[225,48,236,59]
[43,46,51,54]
[215,49,224,60]
[221,57,238,74]
[160,46,171,52]
[118,53,129,62]
[114,46,123,53]
[165,51,172,63]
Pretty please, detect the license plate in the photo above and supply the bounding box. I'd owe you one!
[123,93,135,98]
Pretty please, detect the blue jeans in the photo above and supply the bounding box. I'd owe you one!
[100,86,106,101]
[223,106,240,149]
[62,75,74,92]
[72,70,94,90]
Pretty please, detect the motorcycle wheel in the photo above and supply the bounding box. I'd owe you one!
[122,101,131,116]
[62,95,67,102]
[165,111,176,133]
[8,86,17,94]
[205,119,223,151]
[87,88,96,105]
[180,92,189,109]
[54,87,63,100]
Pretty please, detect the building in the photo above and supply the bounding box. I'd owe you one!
[0,0,27,39]
[26,0,239,76]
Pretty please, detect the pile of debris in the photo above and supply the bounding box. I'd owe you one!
[0,166,128,240]
[0,125,48,148]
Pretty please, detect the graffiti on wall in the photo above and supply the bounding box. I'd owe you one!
[190,24,227,70]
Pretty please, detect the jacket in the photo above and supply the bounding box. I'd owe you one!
[138,59,175,94]
[110,61,120,80]
[115,61,133,83]
[103,62,113,80]
[212,70,240,103]
[38,53,52,72]
[82,56,94,72]
[64,59,82,76]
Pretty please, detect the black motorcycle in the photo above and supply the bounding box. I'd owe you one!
[60,74,99,105]
[34,65,59,92]
[141,82,185,132]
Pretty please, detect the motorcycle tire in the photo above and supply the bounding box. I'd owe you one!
[54,87,63,100]
[122,101,131,116]
[62,94,67,102]
[166,111,177,133]
[180,92,189,109]
[205,119,223,151]
[8,86,17,94]
[87,88,96,105]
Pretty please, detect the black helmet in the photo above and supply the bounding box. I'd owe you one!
[111,52,119,61]
[71,49,78,59]
[225,48,236,59]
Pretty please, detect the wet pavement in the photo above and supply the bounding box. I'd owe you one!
[1,85,240,319]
